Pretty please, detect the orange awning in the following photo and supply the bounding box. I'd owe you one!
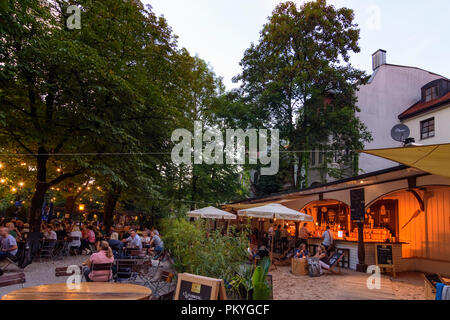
[361,143,450,179]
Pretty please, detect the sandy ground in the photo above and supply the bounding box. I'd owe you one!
[2,257,426,300]
[271,266,426,300]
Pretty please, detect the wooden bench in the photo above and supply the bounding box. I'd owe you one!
[0,272,26,287]
[55,266,82,277]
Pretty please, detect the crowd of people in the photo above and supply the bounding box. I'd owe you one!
[0,216,165,277]
[248,222,336,276]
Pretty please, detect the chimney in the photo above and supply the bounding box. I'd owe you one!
[372,49,387,70]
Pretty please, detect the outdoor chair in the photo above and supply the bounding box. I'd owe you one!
[39,239,57,261]
[55,265,82,278]
[0,272,26,288]
[68,237,81,255]
[55,239,71,258]
[148,270,175,299]
[114,259,138,283]
[323,251,345,274]
[89,262,114,282]
[130,249,147,259]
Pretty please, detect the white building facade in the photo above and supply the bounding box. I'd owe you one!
[356,50,447,174]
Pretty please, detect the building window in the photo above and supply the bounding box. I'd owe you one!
[311,151,316,166]
[425,86,438,102]
[420,118,435,140]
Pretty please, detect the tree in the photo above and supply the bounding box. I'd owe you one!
[234,0,372,191]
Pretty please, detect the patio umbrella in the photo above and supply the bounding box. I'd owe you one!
[187,206,237,220]
[237,203,313,221]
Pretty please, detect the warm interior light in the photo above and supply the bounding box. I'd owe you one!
[18,182,24,187]
[11,187,17,192]
[79,204,85,211]
[0,179,5,183]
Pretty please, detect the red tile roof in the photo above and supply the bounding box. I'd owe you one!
[398,92,450,120]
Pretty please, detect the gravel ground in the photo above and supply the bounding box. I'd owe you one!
[0,255,87,298]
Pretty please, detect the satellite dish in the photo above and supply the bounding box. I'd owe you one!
[391,124,410,142]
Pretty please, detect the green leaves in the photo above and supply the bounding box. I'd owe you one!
[236,0,372,190]
[161,219,249,282]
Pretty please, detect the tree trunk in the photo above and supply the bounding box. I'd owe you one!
[65,195,75,217]
[103,183,122,234]
[29,148,49,232]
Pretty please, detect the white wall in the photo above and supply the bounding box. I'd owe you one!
[402,104,450,145]
[356,64,443,174]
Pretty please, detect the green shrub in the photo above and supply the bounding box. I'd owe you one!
[160,218,250,282]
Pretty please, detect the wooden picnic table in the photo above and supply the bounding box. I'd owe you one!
[2,282,152,300]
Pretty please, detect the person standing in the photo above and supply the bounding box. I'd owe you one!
[322,226,333,252]
[298,223,311,246]
[281,225,289,252]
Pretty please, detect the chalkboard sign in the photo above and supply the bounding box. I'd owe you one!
[350,188,365,221]
[376,245,393,266]
[174,273,227,300]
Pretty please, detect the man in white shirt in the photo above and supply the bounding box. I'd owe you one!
[0,227,18,260]
[123,230,142,249]
[43,226,57,240]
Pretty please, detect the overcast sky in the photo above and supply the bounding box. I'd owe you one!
[145,0,450,89]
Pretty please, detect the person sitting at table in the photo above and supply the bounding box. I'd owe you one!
[82,241,114,282]
[108,231,123,257]
[148,230,163,256]
[313,245,330,274]
[294,243,309,259]
[0,227,18,262]
[122,229,142,249]
[43,225,57,241]
[6,222,20,240]
[142,231,151,248]
[55,224,67,240]
[69,225,82,253]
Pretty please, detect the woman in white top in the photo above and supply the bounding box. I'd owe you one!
[69,226,82,249]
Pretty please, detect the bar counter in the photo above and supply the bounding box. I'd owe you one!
[307,237,406,271]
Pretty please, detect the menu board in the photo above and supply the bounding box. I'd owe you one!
[174,273,227,300]
[350,189,365,221]
[376,245,393,266]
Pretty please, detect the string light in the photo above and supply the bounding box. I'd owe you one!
[56,168,62,173]
[18,182,24,187]
[20,162,26,166]
[0,179,5,184]
[11,187,17,192]
[0,163,3,169]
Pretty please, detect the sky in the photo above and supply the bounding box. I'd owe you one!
[145,0,450,89]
